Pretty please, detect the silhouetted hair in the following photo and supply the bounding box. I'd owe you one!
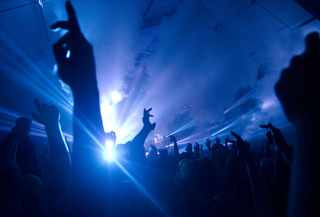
[15,117,31,128]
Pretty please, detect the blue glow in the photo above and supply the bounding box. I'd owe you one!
[2,0,314,171]
[114,159,171,216]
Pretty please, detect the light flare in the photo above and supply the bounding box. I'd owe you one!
[113,159,171,216]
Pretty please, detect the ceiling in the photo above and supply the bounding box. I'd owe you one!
[0,0,319,149]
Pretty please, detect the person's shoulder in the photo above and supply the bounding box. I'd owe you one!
[0,133,13,143]
[19,135,35,146]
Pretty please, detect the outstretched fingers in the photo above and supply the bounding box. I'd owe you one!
[66,1,80,34]
[231,131,245,147]
[50,1,81,40]
[267,123,276,131]
[144,108,153,117]
[231,131,240,140]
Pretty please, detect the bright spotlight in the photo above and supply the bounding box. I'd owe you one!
[111,91,122,104]
[103,131,117,162]
[103,146,116,162]
[104,150,114,160]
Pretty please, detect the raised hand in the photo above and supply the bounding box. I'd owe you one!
[149,144,157,153]
[225,136,230,146]
[261,123,288,150]
[170,135,179,158]
[206,138,211,151]
[49,2,104,216]
[32,98,60,127]
[231,131,252,163]
[194,142,200,157]
[31,99,70,216]
[200,145,204,157]
[169,135,177,143]
[260,123,292,165]
[142,108,156,131]
[275,32,320,126]
[232,131,276,217]
[51,1,96,90]
[186,143,192,153]
[266,131,274,145]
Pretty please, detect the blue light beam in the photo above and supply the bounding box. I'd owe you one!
[166,120,196,137]
[212,108,259,137]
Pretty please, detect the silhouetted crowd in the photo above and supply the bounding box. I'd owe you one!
[1,1,320,216]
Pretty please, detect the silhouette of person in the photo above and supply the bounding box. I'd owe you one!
[0,117,41,178]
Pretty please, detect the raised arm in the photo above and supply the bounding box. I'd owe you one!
[32,98,70,215]
[169,135,179,158]
[169,135,179,172]
[194,142,200,158]
[219,142,243,193]
[185,143,192,154]
[260,123,292,167]
[275,32,320,217]
[131,108,156,145]
[129,108,156,163]
[205,138,211,157]
[32,99,70,167]
[51,2,106,215]
[224,136,229,150]
[232,131,276,217]
[51,1,104,149]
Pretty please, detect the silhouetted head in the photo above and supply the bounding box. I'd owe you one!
[14,117,32,135]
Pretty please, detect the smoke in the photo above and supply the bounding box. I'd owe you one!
[140,0,320,142]
[50,0,320,144]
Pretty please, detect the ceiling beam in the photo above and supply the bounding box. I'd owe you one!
[142,0,155,20]
[294,0,320,20]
